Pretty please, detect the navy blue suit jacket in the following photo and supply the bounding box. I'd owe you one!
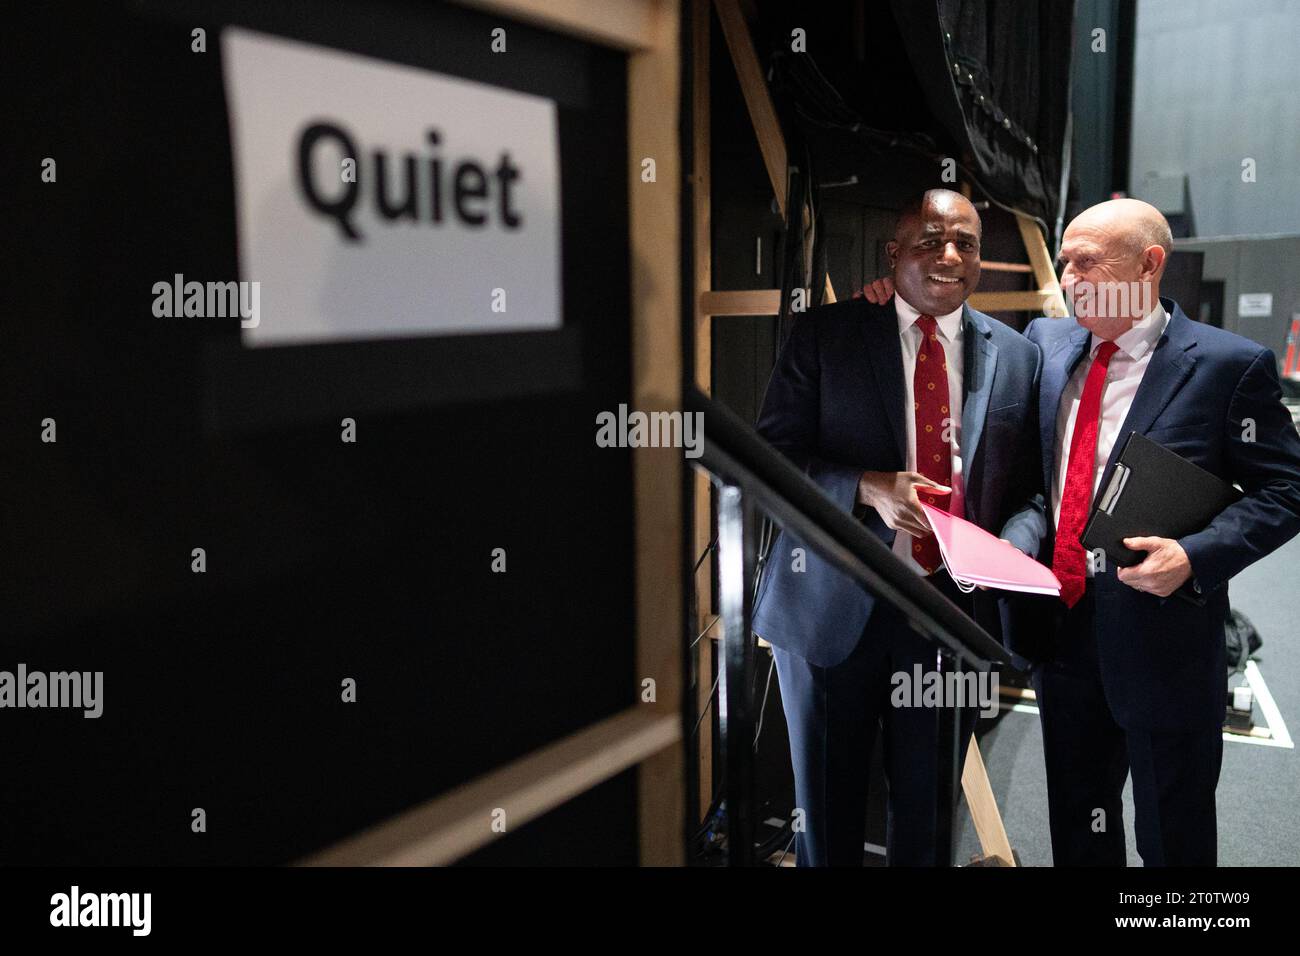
[1001,299,1300,730]
[752,297,1042,667]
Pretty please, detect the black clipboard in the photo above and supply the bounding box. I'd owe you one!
[1080,432,1241,602]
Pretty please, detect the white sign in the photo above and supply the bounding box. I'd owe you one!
[1238,293,1273,318]
[221,28,561,346]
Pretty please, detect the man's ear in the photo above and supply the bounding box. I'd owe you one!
[1140,244,1166,281]
[885,239,899,268]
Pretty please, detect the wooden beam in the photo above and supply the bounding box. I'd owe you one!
[713,0,838,310]
[823,274,837,304]
[1016,215,1057,289]
[981,261,1034,274]
[691,0,716,822]
[298,708,681,866]
[714,0,787,213]
[700,289,781,316]
[1015,215,1069,317]
[450,0,661,52]
[1000,685,1037,702]
[693,0,713,395]
[961,736,1017,866]
[628,0,685,866]
[706,623,769,649]
[968,290,1059,313]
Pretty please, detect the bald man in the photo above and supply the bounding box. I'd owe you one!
[990,199,1300,866]
[752,189,1042,865]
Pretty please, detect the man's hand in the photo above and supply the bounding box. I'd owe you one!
[852,277,896,304]
[857,470,950,537]
[1116,536,1193,597]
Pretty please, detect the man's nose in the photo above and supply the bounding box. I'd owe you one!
[938,242,962,265]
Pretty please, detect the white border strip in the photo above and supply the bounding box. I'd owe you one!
[1001,702,1041,716]
[1242,660,1293,749]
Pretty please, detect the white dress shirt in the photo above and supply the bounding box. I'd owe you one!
[893,294,965,574]
[1052,302,1170,573]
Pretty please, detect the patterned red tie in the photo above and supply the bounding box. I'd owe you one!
[912,314,952,575]
[1053,340,1120,607]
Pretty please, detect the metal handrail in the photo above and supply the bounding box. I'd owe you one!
[687,386,1012,867]
[688,387,1010,669]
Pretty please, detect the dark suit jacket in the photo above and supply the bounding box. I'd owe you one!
[1001,298,1300,730]
[751,297,1043,667]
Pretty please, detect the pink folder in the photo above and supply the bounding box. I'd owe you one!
[919,503,1061,596]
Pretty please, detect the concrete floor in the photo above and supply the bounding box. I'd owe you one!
[959,534,1300,866]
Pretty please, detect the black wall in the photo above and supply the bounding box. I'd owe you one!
[4,0,639,865]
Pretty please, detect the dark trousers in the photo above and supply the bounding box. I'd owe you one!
[772,572,980,866]
[1031,587,1223,866]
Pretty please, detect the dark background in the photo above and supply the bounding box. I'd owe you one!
[3,0,639,865]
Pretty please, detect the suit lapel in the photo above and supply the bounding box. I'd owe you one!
[960,305,999,476]
[861,301,907,466]
[1096,300,1198,491]
[1041,322,1092,498]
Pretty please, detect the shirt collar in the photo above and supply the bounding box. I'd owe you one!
[895,293,964,342]
[1092,301,1169,361]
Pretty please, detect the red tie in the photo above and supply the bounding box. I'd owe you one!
[1053,340,1120,607]
[912,314,952,575]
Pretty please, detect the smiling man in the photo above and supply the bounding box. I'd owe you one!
[998,198,1300,866]
[751,189,1042,865]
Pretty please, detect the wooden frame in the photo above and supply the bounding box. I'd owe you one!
[302,0,685,867]
[690,0,716,820]
[968,215,1068,318]
[704,0,1065,326]
[299,709,678,866]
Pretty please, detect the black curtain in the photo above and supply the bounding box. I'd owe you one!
[760,0,1075,223]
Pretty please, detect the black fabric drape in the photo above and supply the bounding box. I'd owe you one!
[895,0,1075,223]
[762,0,1075,223]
